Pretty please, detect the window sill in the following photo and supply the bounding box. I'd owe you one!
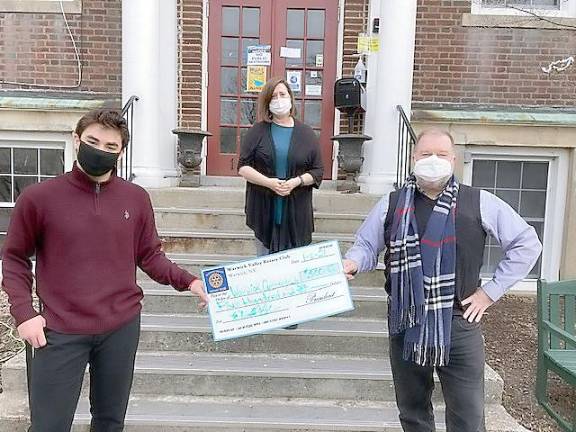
[0,0,81,14]
[462,13,576,29]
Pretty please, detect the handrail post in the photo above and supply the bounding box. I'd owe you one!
[120,95,139,182]
[395,105,416,189]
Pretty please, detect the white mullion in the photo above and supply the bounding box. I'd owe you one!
[490,159,498,265]
[10,148,14,204]
[37,148,41,183]
[517,161,524,217]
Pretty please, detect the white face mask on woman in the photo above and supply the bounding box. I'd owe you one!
[269,97,292,116]
[413,154,453,189]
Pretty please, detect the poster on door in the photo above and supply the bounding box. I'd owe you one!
[247,45,271,66]
[286,70,302,93]
[247,66,267,92]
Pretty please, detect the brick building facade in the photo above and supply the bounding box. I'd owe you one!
[412,0,576,108]
[0,0,122,98]
[1,1,574,118]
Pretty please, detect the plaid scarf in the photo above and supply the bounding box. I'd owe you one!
[388,175,459,366]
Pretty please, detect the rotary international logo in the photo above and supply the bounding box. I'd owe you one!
[208,272,224,289]
[204,268,229,294]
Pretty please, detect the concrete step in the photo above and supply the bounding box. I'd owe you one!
[140,253,386,288]
[0,393,529,432]
[141,282,387,320]
[148,186,382,214]
[2,351,504,403]
[158,230,355,255]
[155,208,365,235]
[138,313,388,357]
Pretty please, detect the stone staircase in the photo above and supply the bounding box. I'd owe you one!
[0,185,528,431]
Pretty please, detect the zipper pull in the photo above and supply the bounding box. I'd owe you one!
[95,183,101,194]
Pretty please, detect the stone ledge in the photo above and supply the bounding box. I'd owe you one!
[462,12,576,29]
[412,107,576,127]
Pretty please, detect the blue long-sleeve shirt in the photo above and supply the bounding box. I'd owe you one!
[345,189,543,302]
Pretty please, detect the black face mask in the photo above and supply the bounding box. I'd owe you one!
[77,141,121,177]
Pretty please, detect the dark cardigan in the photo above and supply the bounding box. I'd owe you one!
[238,119,324,253]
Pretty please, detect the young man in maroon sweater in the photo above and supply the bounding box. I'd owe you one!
[2,109,209,432]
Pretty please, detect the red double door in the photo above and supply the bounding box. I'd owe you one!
[206,0,339,178]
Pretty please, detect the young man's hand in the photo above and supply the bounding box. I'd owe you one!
[342,259,359,280]
[189,279,209,311]
[461,288,494,322]
[17,315,47,348]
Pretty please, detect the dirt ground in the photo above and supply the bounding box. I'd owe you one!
[483,295,574,432]
[0,291,573,431]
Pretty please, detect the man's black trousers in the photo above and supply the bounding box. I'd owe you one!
[28,314,140,432]
[389,314,486,432]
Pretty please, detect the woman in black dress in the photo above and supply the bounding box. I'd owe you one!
[238,77,324,256]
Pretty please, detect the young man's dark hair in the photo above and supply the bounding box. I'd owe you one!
[75,108,130,148]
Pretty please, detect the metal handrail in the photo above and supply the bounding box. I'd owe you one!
[121,95,139,116]
[120,95,139,182]
[395,105,416,189]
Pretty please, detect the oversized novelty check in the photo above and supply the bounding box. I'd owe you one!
[202,240,353,341]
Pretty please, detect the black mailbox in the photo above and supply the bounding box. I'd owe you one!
[334,78,365,113]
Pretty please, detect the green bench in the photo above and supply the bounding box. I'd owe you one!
[536,279,576,432]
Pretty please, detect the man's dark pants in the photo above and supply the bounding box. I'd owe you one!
[389,315,486,432]
[28,314,140,432]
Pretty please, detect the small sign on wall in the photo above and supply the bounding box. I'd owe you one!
[369,36,380,53]
[357,33,380,54]
[357,34,370,54]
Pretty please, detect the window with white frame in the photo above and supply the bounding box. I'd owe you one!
[0,144,65,249]
[471,159,547,278]
[463,147,568,289]
[471,0,576,17]
[0,1,82,14]
[484,0,560,9]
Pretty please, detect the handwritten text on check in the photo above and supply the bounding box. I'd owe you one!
[202,241,353,341]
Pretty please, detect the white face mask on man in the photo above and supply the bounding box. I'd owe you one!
[413,154,453,189]
[269,97,292,116]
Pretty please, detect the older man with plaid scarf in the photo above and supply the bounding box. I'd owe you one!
[343,128,542,432]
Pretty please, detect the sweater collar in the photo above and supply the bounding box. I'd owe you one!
[67,161,117,191]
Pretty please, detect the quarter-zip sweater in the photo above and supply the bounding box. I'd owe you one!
[2,164,196,334]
